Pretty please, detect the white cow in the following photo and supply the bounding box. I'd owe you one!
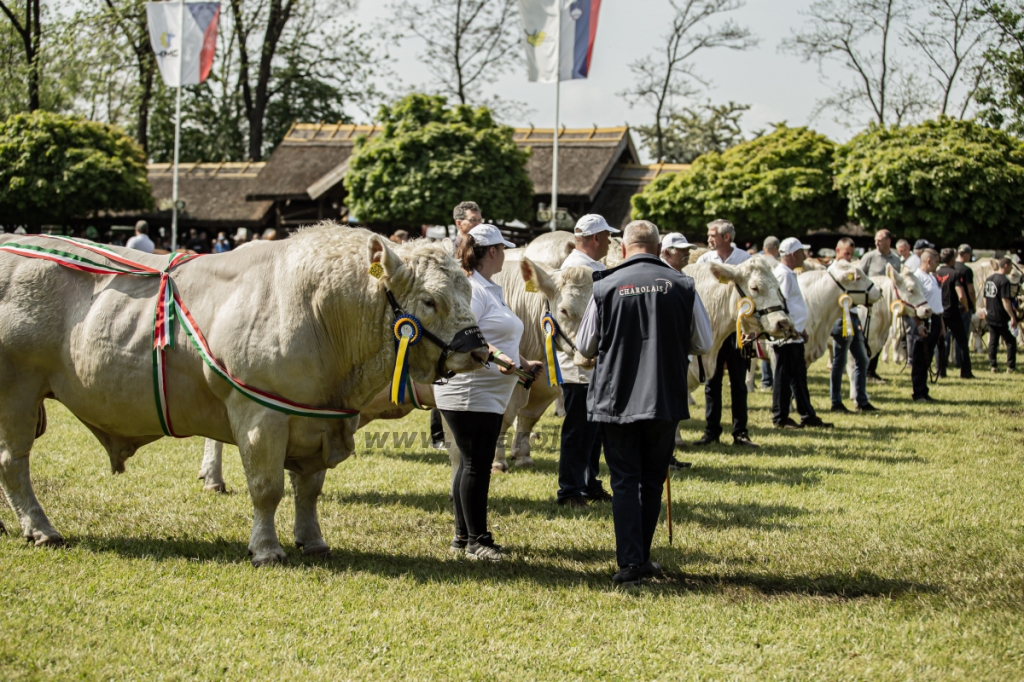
[0,226,486,565]
[798,262,884,366]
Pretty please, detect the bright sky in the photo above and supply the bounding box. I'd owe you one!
[352,1,853,161]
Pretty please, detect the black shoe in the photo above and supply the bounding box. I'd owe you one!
[802,417,833,428]
[669,455,692,470]
[693,433,720,446]
[431,438,446,450]
[867,373,887,383]
[856,402,880,412]
[773,418,803,429]
[466,533,503,561]
[449,535,468,552]
[557,495,589,508]
[584,488,613,502]
[732,434,759,448]
[612,565,643,586]
[640,560,663,578]
[960,373,976,379]
[830,403,851,413]
[913,396,936,403]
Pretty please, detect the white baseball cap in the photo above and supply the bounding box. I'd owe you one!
[661,233,695,250]
[469,224,516,248]
[779,237,811,256]
[574,214,620,236]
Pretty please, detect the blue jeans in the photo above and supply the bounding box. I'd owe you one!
[760,358,773,388]
[830,316,869,407]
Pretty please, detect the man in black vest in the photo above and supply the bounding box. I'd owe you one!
[577,220,712,586]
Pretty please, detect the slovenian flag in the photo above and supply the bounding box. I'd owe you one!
[146,1,220,87]
[518,0,602,83]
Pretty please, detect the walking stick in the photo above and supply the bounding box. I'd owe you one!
[665,471,673,546]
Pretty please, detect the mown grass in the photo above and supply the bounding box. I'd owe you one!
[1,357,1023,680]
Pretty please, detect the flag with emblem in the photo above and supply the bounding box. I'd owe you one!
[146,1,220,87]
[518,0,602,82]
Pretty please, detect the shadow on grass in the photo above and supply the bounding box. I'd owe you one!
[676,463,831,487]
[62,534,934,599]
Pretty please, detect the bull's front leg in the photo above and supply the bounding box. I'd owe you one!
[198,439,227,492]
[290,469,331,557]
[236,425,288,567]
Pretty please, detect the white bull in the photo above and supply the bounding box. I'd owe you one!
[0,226,485,566]
[798,262,884,366]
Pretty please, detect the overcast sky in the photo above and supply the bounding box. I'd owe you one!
[350,1,857,161]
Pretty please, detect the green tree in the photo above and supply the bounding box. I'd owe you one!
[834,117,1024,247]
[977,1,1024,134]
[0,111,152,225]
[634,100,751,164]
[344,93,532,227]
[631,124,846,241]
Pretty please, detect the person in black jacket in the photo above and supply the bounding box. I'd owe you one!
[984,258,1019,372]
[576,220,713,586]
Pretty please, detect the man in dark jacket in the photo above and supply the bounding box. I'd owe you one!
[577,220,712,586]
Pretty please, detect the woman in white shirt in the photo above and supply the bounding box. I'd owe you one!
[435,225,541,561]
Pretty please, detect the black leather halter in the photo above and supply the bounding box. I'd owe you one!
[385,290,487,380]
[827,269,876,306]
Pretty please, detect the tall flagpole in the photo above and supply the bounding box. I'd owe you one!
[170,0,185,252]
[549,0,560,232]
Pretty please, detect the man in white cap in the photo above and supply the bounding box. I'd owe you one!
[555,214,619,507]
[694,219,758,448]
[660,233,695,272]
[772,237,832,429]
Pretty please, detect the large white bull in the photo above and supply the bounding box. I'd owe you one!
[0,226,486,565]
[798,262,884,365]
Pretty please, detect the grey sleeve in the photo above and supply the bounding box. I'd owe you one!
[576,296,599,358]
[690,293,713,355]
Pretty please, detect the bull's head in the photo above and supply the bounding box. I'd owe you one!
[710,256,794,338]
[367,235,488,380]
[830,260,883,305]
[887,264,931,318]
[519,257,594,366]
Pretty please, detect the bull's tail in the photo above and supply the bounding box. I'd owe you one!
[35,402,46,440]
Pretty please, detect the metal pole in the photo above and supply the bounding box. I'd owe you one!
[549,2,560,232]
[170,0,185,252]
[665,471,673,545]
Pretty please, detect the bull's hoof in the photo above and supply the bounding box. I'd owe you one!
[28,530,64,547]
[299,543,333,559]
[491,462,509,474]
[203,482,228,493]
[514,455,534,468]
[250,549,288,567]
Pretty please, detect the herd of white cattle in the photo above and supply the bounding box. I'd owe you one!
[0,225,1018,566]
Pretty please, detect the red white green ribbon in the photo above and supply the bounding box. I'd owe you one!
[2,236,358,438]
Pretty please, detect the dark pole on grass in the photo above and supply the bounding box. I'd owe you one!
[665,472,673,545]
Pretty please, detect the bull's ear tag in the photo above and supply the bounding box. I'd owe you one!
[846,272,855,281]
[368,262,384,279]
[718,277,729,285]
[525,280,538,293]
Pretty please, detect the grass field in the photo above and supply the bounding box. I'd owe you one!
[1,357,1023,680]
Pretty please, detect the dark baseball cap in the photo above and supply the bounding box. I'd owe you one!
[913,239,934,250]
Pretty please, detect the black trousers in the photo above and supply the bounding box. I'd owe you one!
[908,314,941,399]
[772,342,816,424]
[440,410,504,540]
[938,312,972,378]
[602,420,675,569]
[558,383,605,501]
[430,408,444,443]
[704,333,749,438]
[988,323,1018,370]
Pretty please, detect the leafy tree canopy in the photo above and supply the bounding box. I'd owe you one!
[344,93,532,227]
[0,111,152,224]
[631,124,845,242]
[634,101,752,164]
[834,117,1024,248]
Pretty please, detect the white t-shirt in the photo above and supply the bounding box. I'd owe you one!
[903,253,921,273]
[774,262,808,335]
[126,234,155,253]
[434,270,524,414]
[557,250,605,384]
[697,245,751,266]
[915,268,944,314]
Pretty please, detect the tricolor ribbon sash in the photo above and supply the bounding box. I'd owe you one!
[390,315,423,405]
[0,236,358,437]
[735,297,755,348]
[838,293,854,338]
[541,312,564,387]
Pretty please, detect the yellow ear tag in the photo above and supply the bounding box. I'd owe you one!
[368,262,384,279]
[718,277,729,284]
[525,280,538,293]
[846,272,855,281]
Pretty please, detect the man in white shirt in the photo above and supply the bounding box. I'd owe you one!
[660,232,695,272]
[556,214,619,507]
[772,238,832,429]
[896,239,922,273]
[693,219,758,448]
[909,249,946,402]
[829,237,877,413]
[125,220,155,253]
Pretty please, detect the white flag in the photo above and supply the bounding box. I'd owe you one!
[146,2,221,87]
[518,0,602,83]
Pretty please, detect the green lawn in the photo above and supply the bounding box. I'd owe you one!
[1,357,1022,680]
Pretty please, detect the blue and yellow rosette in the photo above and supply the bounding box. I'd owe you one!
[391,315,423,405]
[541,311,564,387]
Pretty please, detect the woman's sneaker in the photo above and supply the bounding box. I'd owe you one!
[466,533,503,562]
[449,536,468,553]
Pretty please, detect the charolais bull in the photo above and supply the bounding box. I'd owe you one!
[0,225,486,565]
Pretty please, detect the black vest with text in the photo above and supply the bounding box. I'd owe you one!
[587,254,696,424]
